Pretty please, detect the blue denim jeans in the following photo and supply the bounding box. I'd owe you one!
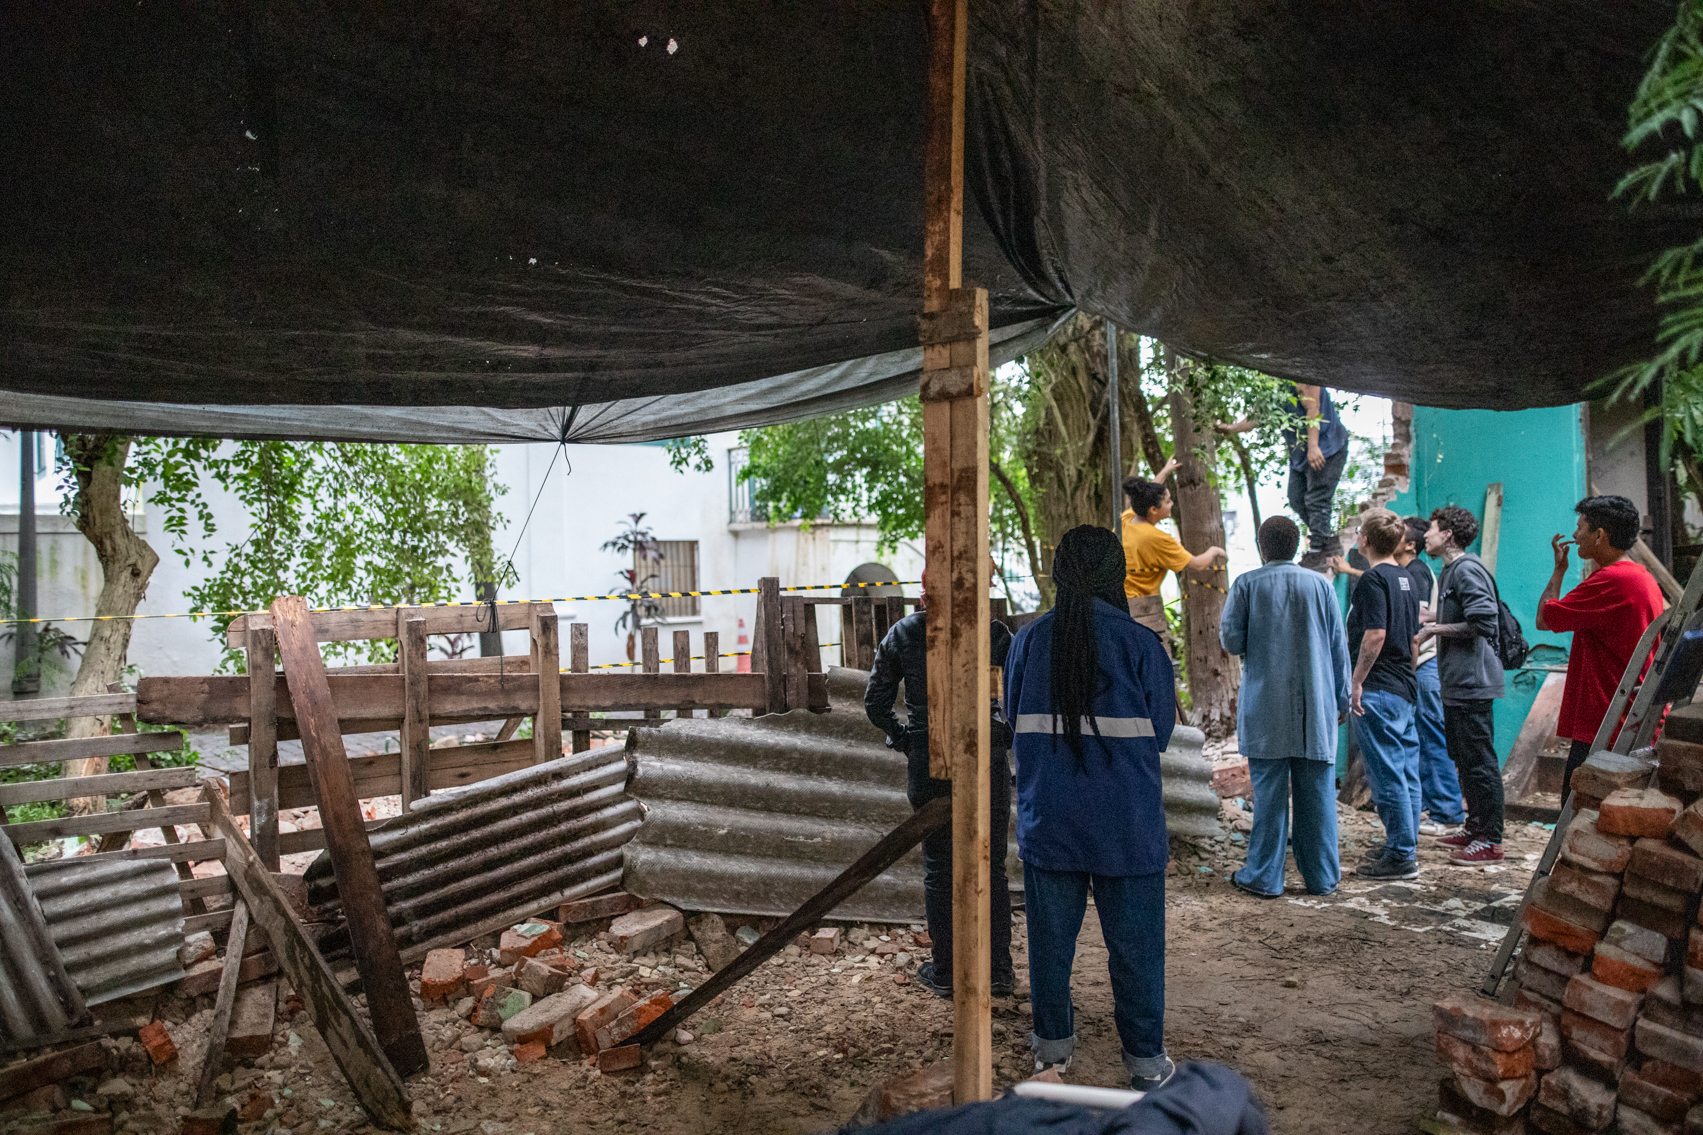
[1232,758,1340,896]
[1354,688,1422,861]
[1023,866,1167,1081]
[1415,659,1464,825]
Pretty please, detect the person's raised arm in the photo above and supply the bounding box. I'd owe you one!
[1187,546,1227,573]
[864,628,906,748]
[1535,534,1571,633]
[1296,383,1326,471]
[1214,418,1257,435]
[1330,556,1362,581]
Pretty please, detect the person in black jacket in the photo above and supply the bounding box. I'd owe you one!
[865,599,1015,998]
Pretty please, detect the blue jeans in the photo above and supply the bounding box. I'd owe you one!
[1415,659,1464,825]
[1354,688,1422,861]
[1233,758,1340,896]
[1023,866,1167,1081]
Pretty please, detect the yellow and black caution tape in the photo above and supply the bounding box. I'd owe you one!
[0,581,921,627]
[575,644,851,672]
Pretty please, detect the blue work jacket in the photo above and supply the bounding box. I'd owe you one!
[1218,561,1350,761]
[1002,598,1176,876]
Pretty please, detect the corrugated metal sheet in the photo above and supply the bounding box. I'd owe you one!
[623,667,1219,922]
[24,856,187,1006]
[305,745,640,956]
[0,839,86,1045]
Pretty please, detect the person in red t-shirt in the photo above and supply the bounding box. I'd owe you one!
[1536,494,1666,801]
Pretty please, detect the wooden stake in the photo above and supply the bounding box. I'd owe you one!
[704,631,724,719]
[247,627,279,870]
[267,595,428,1080]
[640,626,661,721]
[755,577,785,713]
[530,608,562,763]
[922,0,991,1104]
[569,623,591,752]
[397,615,429,811]
[194,899,251,1107]
[672,630,692,718]
[205,783,412,1130]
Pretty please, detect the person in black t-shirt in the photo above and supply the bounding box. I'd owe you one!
[1348,510,1424,880]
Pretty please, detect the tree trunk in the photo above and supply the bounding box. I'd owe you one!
[60,435,159,813]
[1165,357,1240,738]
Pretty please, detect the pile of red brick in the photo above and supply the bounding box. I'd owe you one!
[1432,724,1703,1135]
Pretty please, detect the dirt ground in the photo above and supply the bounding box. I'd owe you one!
[24,800,1553,1135]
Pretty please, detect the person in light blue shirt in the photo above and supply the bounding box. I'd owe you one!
[1219,516,1351,897]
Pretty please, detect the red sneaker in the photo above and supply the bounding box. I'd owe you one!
[1448,840,1505,866]
[1436,831,1474,849]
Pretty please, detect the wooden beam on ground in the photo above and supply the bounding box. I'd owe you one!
[397,616,430,812]
[268,596,427,1081]
[569,623,591,751]
[194,899,251,1107]
[247,627,280,870]
[205,783,412,1130]
[530,610,562,762]
[0,1041,107,1101]
[632,795,950,1048]
[921,0,992,1105]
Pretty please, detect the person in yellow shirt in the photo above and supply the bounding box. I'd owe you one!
[1121,465,1226,636]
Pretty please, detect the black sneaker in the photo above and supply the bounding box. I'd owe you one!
[1130,1055,1176,1092]
[1356,853,1419,880]
[915,961,952,998]
[1298,550,1332,573]
[992,973,1015,998]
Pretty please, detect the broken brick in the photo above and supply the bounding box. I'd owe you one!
[1666,739,1703,799]
[1517,988,1565,1020]
[1551,862,1623,912]
[517,957,568,999]
[180,1104,236,1135]
[1210,760,1251,799]
[687,912,740,971]
[1576,750,1658,799]
[138,1020,178,1066]
[595,990,675,1050]
[1625,872,1691,913]
[1622,1065,1695,1124]
[608,906,686,955]
[1533,877,1614,935]
[1617,1103,1683,1135]
[1601,787,1684,840]
[574,988,639,1052]
[176,952,278,998]
[1435,1031,1536,1080]
[1622,896,1693,941]
[1433,992,1544,1052]
[1536,1015,1563,1070]
[1611,921,1675,967]
[1633,839,1703,895]
[1675,801,1703,860]
[809,927,842,955]
[1526,940,1590,977]
[225,983,276,1060]
[1640,1018,1703,1073]
[1566,973,1647,1029]
[1537,1064,1619,1130]
[1646,978,1703,1035]
[1641,1058,1703,1097]
[1564,810,1636,876]
[420,948,466,1004]
[1437,1076,1530,1135]
[557,892,644,924]
[1593,943,1666,994]
[502,984,602,1049]
[856,1061,954,1123]
[1518,956,1574,1003]
[236,1092,272,1123]
[498,920,565,966]
[512,1040,547,1065]
[1452,1072,1537,1117]
[1563,1009,1633,1076]
[597,1044,643,1073]
[1526,898,1606,955]
[470,984,532,1029]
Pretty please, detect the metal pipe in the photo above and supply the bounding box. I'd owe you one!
[1106,323,1123,531]
[1009,1081,1144,1110]
[12,430,39,696]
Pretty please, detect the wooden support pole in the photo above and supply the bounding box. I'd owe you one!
[247,627,279,870]
[267,595,428,1080]
[780,597,808,713]
[205,784,412,1130]
[850,596,876,670]
[631,795,949,1048]
[703,631,723,718]
[672,630,692,718]
[755,577,785,713]
[922,0,992,1104]
[640,626,661,721]
[530,608,562,763]
[397,616,430,812]
[194,899,251,1107]
[569,623,591,752]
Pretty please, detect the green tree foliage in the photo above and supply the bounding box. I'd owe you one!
[1615,1,1703,508]
[120,439,511,663]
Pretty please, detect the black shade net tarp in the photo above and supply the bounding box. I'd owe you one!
[0,2,1687,443]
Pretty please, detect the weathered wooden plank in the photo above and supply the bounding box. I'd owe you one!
[0,1040,106,1101]
[569,624,591,753]
[184,908,236,935]
[247,627,279,870]
[0,692,136,725]
[755,577,785,714]
[530,611,561,764]
[226,601,545,648]
[305,655,534,677]
[703,631,724,719]
[641,626,661,722]
[227,740,536,814]
[398,616,430,812]
[0,765,197,808]
[61,838,225,867]
[178,875,234,902]
[0,832,88,1040]
[4,803,209,845]
[269,596,427,1080]
[0,729,181,770]
[780,598,808,713]
[672,630,692,719]
[206,784,412,1129]
[194,899,250,1107]
[142,672,770,727]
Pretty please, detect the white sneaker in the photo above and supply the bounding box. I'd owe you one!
[1418,820,1461,838]
[1033,1055,1072,1077]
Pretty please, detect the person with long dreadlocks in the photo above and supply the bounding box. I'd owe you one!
[1003,524,1177,1091]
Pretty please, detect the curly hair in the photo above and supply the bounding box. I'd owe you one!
[1256,516,1301,563]
[1430,505,1479,551]
[1123,476,1168,518]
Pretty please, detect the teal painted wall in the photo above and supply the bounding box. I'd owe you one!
[1377,405,1588,766]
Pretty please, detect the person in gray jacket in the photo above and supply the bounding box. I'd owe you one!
[1413,505,1506,866]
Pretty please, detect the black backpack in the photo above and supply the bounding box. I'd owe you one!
[1484,569,1530,671]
